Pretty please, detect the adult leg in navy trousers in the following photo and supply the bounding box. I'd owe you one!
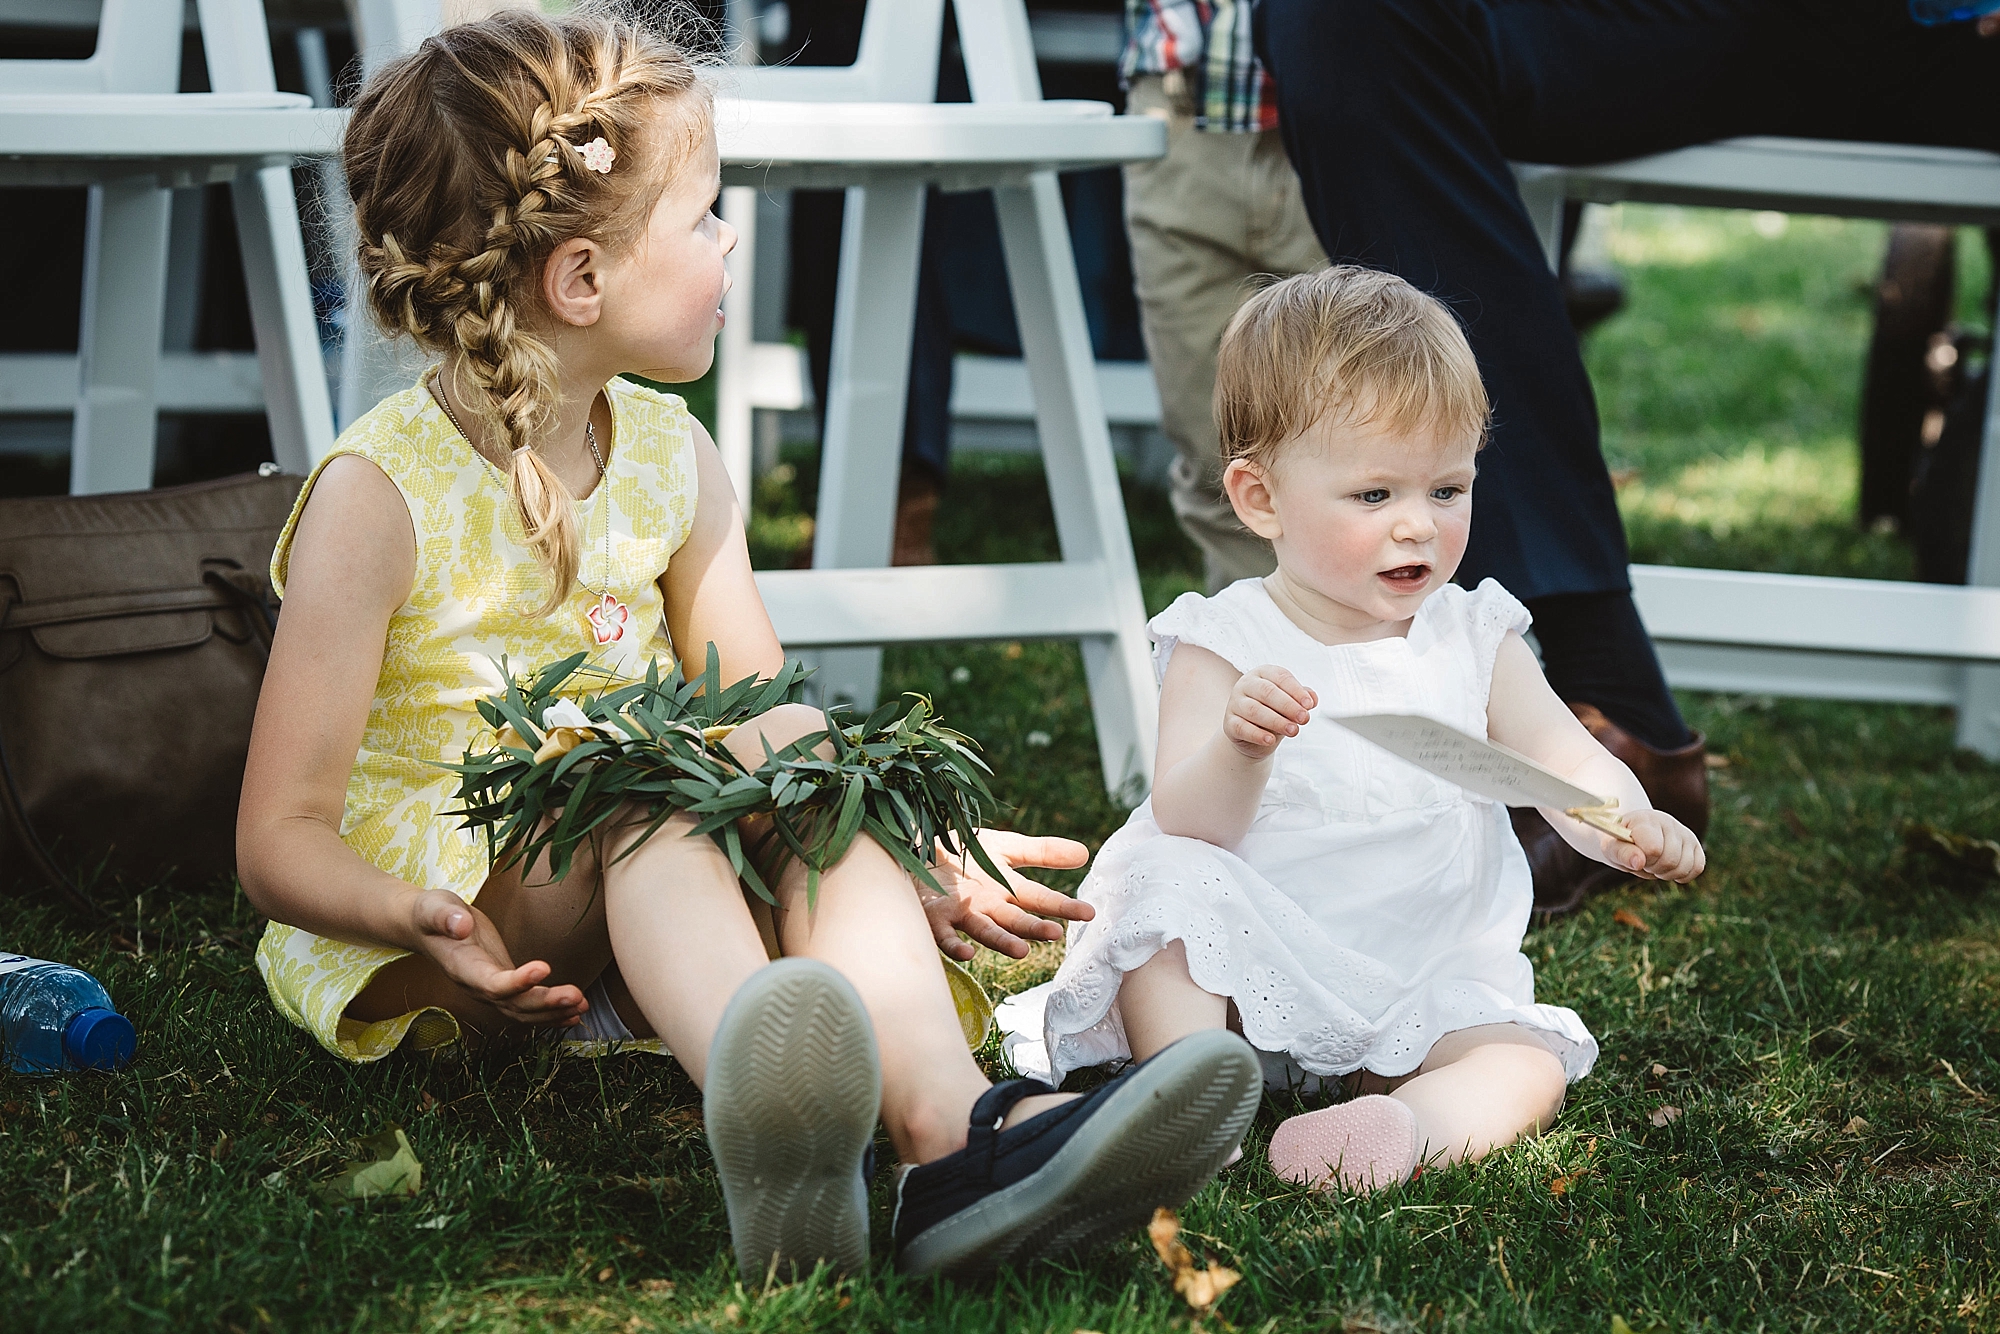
[1255,0,2000,752]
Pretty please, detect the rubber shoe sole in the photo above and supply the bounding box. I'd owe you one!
[895,1028,1261,1281]
[704,959,881,1281]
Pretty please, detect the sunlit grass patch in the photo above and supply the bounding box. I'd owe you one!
[1617,436,1915,578]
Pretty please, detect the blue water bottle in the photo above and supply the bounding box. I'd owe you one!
[0,953,137,1074]
[1908,0,2000,24]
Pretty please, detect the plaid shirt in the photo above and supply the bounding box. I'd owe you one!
[1120,0,1279,133]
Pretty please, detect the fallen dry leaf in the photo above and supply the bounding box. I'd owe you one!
[1651,1063,1668,1078]
[1550,1169,1587,1196]
[1902,821,2000,892]
[1649,1105,1683,1128]
[1611,1317,1670,1334]
[639,1279,674,1297]
[1149,1208,1241,1315]
[1614,908,1651,933]
[1844,1116,1870,1134]
[316,1126,422,1202]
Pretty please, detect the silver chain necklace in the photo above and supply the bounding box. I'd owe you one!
[433,372,614,598]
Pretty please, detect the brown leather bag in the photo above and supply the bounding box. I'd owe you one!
[0,470,303,911]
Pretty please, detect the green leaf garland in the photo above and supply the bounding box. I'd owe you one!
[441,646,1011,905]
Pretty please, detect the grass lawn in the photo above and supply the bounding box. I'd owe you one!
[4,207,1998,1332]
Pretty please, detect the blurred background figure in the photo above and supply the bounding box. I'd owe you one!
[1858,223,1999,586]
[1116,1,1325,593]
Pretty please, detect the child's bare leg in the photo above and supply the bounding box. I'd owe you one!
[763,832,994,1164]
[1120,940,1229,1061]
[1385,1023,1567,1168]
[598,810,780,1086]
[694,702,1089,1162]
[1271,1024,1566,1191]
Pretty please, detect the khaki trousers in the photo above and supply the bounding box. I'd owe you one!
[1123,74,1327,593]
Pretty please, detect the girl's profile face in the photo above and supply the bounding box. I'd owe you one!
[1254,415,1478,631]
[599,120,735,383]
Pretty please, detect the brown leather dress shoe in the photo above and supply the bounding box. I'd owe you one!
[1516,704,1710,917]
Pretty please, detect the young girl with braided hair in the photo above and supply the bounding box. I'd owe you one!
[236,9,1260,1283]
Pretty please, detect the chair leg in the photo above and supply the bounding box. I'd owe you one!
[1957,315,2000,760]
[716,184,759,508]
[809,182,927,711]
[1511,165,1568,274]
[71,181,172,495]
[232,165,336,473]
[994,172,1157,797]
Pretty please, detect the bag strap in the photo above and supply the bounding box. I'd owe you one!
[1,584,245,631]
[0,570,280,920]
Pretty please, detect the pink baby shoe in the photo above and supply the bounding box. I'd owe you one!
[1267,1094,1419,1191]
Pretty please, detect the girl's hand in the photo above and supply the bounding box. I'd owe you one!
[1606,810,1705,883]
[921,830,1093,961]
[410,890,588,1026]
[1224,666,1317,760]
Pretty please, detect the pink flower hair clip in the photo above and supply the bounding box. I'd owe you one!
[576,137,616,174]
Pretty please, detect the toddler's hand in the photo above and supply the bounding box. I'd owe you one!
[1223,665,1316,760]
[412,889,587,1027]
[1607,809,1705,883]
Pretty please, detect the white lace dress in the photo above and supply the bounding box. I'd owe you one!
[1020,577,1597,1089]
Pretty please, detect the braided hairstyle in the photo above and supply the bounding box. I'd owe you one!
[345,10,711,614]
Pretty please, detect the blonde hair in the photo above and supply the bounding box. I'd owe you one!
[1215,266,1489,471]
[345,9,712,613]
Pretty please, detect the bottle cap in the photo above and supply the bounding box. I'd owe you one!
[64,1007,136,1071]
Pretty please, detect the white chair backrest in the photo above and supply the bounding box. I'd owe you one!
[351,0,443,74]
[951,0,1041,104]
[0,0,181,95]
[193,0,278,93]
[725,0,949,103]
[347,0,1027,106]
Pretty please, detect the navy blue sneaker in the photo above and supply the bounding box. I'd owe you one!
[704,959,882,1280]
[891,1029,1261,1280]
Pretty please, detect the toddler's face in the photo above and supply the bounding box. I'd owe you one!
[1253,415,1478,630]
[599,122,736,383]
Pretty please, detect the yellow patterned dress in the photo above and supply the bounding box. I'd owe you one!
[256,375,699,1062]
[255,374,994,1063]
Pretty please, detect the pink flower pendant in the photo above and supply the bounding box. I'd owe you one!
[586,592,629,646]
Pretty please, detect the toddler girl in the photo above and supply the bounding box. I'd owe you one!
[1031,266,1704,1191]
[235,11,1260,1282]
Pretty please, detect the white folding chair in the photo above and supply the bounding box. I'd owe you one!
[712,0,1167,795]
[0,0,337,493]
[1513,140,2000,758]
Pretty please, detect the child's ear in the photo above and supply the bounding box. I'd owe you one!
[1224,458,1283,540]
[542,238,604,327]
